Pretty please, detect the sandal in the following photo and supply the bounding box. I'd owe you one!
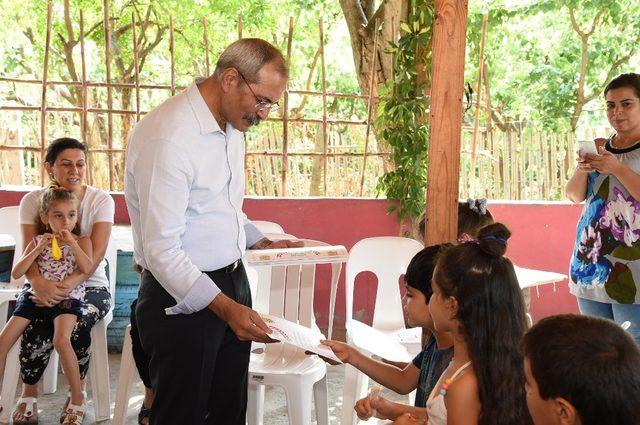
[61,402,86,425]
[59,391,87,424]
[138,405,152,424]
[12,397,39,424]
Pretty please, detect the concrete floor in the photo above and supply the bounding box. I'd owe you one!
[4,353,408,425]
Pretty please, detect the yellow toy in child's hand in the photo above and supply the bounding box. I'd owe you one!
[51,235,62,260]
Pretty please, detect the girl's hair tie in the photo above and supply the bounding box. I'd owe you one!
[467,198,488,215]
[47,179,61,189]
[47,180,68,192]
[479,235,507,244]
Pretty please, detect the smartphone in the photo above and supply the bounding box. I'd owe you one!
[578,139,598,157]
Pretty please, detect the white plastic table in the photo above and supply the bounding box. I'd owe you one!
[515,266,568,292]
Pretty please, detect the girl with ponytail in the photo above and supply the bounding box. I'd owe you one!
[394,223,531,425]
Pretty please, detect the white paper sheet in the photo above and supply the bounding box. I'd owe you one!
[261,314,342,363]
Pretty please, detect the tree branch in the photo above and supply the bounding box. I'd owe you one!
[137,27,165,73]
[22,27,36,45]
[63,0,76,46]
[568,7,583,37]
[364,0,388,32]
[290,46,322,118]
[594,30,640,99]
[355,0,369,24]
[82,21,102,40]
[587,9,605,36]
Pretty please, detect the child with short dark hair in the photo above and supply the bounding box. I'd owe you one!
[321,244,453,421]
[522,314,640,425]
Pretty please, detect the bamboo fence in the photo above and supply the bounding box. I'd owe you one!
[0,2,390,197]
[0,2,613,200]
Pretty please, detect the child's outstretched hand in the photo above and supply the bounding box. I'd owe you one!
[354,393,399,421]
[393,412,426,425]
[320,340,356,364]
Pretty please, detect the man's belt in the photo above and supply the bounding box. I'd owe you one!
[219,259,241,274]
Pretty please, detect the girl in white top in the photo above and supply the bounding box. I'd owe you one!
[394,223,531,425]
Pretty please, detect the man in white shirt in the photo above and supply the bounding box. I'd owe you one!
[125,38,296,424]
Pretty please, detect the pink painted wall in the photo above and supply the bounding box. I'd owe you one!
[0,189,582,329]
[241,198,583,326]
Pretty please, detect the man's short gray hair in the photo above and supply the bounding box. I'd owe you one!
[214,38,288,83]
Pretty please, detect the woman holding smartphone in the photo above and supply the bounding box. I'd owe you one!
[566,72,640,341]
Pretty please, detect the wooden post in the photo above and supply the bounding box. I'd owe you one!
[103,0,114,191]
[39,1,53,185]
[238,15,243,39]
[319,19,328,195]
[202,17,210,76]
[169,16,176,96]
[470,11,488,176]
[505,131,510,199]
[539,132,547,199]
[526,131,532,196]
[359,20,379,196]
[281,17,294,195]
[424,0,469,246]
[550,133,558,193]
[501,132,509,198]
[79,10,92,186]
[132,13,141,122]
[518,129,524,199]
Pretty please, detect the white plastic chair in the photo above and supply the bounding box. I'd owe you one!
[0,234,117,423]
[340,236,423,425]
[0,207,26,421]
[0,206,25,318]
[246,239,346,425]
[112,322,135,425]
[252,220,285,235]
[0,206,25,289]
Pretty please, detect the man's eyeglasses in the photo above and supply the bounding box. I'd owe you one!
[237,70,279,113]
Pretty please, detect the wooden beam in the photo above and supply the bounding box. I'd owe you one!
[424,0,469,246]
[39,1,53,185]
[470,11,488,176]
[281,16,294,195]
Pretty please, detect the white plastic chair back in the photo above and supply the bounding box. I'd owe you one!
[0,206,25,287]
[246,232,297,317]
[252,220,284,234]
[345,237,423,331]
[264,238,337,333]
[246,239,345,425]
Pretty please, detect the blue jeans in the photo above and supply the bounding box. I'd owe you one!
[578,298,640,342]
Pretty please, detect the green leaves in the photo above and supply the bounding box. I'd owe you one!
[376,1,433,223]
[467,0,640,132]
